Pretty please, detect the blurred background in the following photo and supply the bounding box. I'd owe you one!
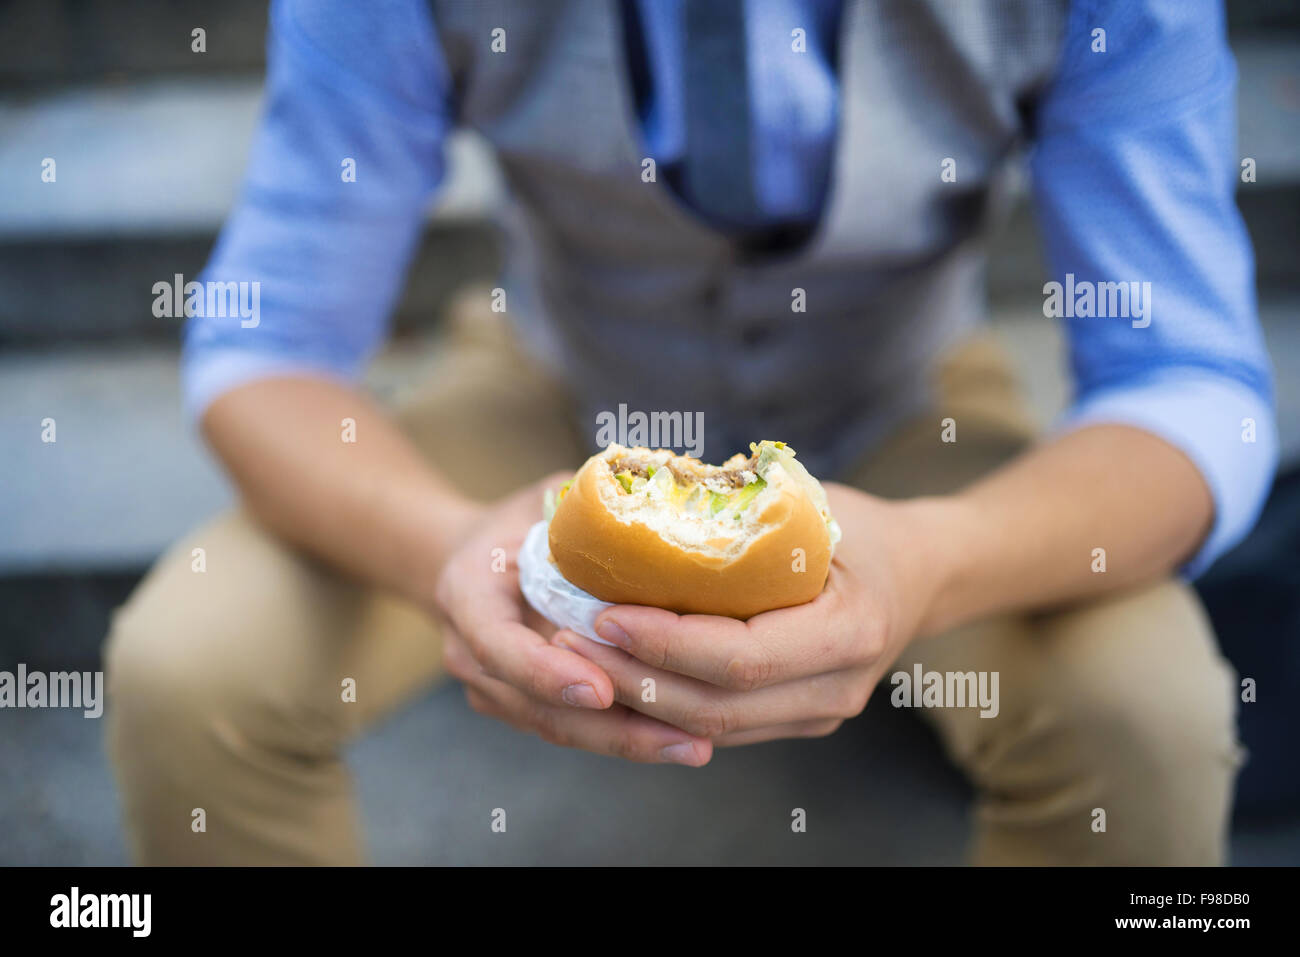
[1,0,1297,864]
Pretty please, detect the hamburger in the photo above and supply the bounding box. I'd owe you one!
[543,440,841,619]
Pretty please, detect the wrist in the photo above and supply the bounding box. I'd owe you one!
[894,495,982,640]
[405,490,488,609]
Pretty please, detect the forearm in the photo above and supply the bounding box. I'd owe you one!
[914,424,1213,637]
[201,376,483,608]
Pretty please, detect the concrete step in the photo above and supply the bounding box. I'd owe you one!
[0,327,449,574]
[0,77,504,343]
[3,0,1295,89]
[0,226,500,345]
[0,78,504,239]
[2,40,1294,240]
[2,38,1298,340]
[1,0,268,90]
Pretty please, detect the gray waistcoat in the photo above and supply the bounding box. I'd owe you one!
[429,0,1067,477]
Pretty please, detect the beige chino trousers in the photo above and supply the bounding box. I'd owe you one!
[104,301,1243,865]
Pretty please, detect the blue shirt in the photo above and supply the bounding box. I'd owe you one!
[185,0,1277,577]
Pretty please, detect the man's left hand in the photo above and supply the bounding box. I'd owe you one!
[552,483,953,746]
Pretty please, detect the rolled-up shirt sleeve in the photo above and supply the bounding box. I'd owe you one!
[182,0,452,419]
[1030,0,1278,578]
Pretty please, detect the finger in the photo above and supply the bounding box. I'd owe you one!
[522,603,558,640]
[555,630,864,737]
[458,665,713,766]
[442,554,614,708]
[441,629,477,678]
[593,586,864,692]
[712,719,845,747]
[477,619,615,709]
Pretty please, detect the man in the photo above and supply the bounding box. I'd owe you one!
[105,0,1275,865]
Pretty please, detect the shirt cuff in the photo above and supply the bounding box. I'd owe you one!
[181,347,360,425]
[1056,374,1278,579]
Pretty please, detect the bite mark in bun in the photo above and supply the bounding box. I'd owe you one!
[546,441,840,619]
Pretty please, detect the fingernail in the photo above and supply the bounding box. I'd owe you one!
[596,618,630,649]
[660,742,702,766]
[561,682,602,709]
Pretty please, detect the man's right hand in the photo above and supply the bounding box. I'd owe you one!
[435,473,713,766]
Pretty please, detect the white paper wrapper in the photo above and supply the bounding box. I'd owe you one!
[518,520,618,645]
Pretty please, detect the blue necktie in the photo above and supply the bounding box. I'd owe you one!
[682,0,758,231]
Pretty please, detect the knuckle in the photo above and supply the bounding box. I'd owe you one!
[448,658,475,683]
[643,630,671,671]
[607,732,639,762]
[857,621,887,661]
[532,707,568,748]
[526,664,551,702]
[803,719,843,738]
[436,561,473,612]
[607,672,636,707]
[535,724,563,748]
[688,701,735,738]
[433,570,457,613]
[722,648,774,692]
[608,712,660,763]
[839,684,871,718]
[460,631,491,673]
[443,642,472,679]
